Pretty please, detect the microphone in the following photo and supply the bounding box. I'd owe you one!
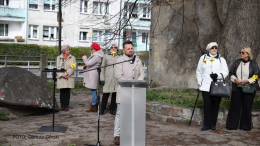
[131,55,136,64]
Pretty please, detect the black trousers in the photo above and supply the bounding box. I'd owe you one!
[202,91,222,126]
[226,87,255,131]
[101,92,116,111]
[60,88,71,107]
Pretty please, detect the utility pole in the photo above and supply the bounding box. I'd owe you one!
[58,0,62,55]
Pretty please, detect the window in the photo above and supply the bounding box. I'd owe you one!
[0,0,8,6]
[29,0,38,9]
[44,0,60,11]
[93,2,109,15]
[142,7,150,19]
[79,31,88,41]
[80,0,88,13]
[28,25,38,39]
[124,3,137,18]
[43,26,62,40]
[123,31,136,42]
[142,33,148,43]
[0,24,8,37]
[92,30,109,42]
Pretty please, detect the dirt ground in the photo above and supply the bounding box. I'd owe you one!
[0,92,260,146]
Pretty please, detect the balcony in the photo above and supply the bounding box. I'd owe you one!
[0,7,26,21]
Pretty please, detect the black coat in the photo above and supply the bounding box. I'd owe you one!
[229,59,260,92]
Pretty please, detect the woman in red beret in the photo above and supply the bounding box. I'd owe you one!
[82,43,104,112]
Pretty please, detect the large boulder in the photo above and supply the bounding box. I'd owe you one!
[0,67,58,110]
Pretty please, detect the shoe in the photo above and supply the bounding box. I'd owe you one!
[110,109,115,115]
[201,125,211,131]
[65,106,69,111]
[210,125,216,130]
[226,127,237,130]
[240,128,251,131]
[114,136,120,145]
[60,106,65,111]
[86,104,98,112]
[99,110,104,115]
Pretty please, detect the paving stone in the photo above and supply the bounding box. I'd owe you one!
[227,141,247,146]
[199,134,227,142]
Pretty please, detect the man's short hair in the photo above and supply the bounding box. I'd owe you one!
[123,40,133,49]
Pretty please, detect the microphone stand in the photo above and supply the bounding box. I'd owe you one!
[38,68,68,133]
[80,57,134,146]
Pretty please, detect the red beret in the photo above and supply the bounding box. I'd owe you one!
[91,43,101,51]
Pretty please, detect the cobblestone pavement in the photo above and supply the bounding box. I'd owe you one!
[0,93,260,146]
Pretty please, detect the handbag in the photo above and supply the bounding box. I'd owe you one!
[210,73,230,97]
[241,63,255,93]
[242,84,255,93]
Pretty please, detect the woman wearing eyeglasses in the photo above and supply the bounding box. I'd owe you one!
[226,47,260,131]
[82,43,104,112]
[99,41,121,115]
[196,42,229,131]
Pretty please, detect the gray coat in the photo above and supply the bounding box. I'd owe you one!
[100,49,121,93]
[56,54,76,89]
[83,50,104,89]
[114,54,145,103]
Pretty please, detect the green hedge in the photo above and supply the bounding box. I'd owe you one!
[0,43,148,65]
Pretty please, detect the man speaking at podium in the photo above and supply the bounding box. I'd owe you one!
[113,40,145,145]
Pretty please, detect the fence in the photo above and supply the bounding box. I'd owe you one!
[0,55,148,82]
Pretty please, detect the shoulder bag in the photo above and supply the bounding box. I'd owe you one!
[241,63,255,93]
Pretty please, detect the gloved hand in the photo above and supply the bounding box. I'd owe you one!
[100,81,105,86]
[83,66,87,70]
[81,54,85,57]
[210,73,218,82]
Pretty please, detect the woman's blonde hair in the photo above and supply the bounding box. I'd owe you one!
[242,47,253,60]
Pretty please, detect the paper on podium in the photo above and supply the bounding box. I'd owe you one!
[119,79,147,146]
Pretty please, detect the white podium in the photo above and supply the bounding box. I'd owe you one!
[118,80,147,146]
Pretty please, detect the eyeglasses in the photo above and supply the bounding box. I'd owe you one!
[239,51,246,55]
[211,46,218,50]
[111,47,117,49]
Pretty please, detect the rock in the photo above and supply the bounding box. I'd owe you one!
[252,117,260,128]
[160,105,172,116]
[182,109,192,119]
[150,103,161,114]
[172,107,182,117]
[0,67,58,110]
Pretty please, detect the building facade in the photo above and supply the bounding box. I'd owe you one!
[0,0,27,44]
[120,0,151,51]
[27,0,121,48]
[0,0,150,50]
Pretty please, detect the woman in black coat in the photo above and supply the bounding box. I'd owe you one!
[226,47,260,131]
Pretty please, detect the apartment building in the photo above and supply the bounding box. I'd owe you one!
[120,0,151,51]
[27,0,121,48]
[0,0,27,43]
[0,0,150,50]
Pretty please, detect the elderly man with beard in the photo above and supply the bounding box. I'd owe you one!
[113,40,145,145]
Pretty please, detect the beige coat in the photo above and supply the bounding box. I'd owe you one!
[114,54,145,103]
[56,54,76,89]
[83,50,104,89]
[100,50,121,93]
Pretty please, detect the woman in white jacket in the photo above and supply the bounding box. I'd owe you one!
[196,42,229,131]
